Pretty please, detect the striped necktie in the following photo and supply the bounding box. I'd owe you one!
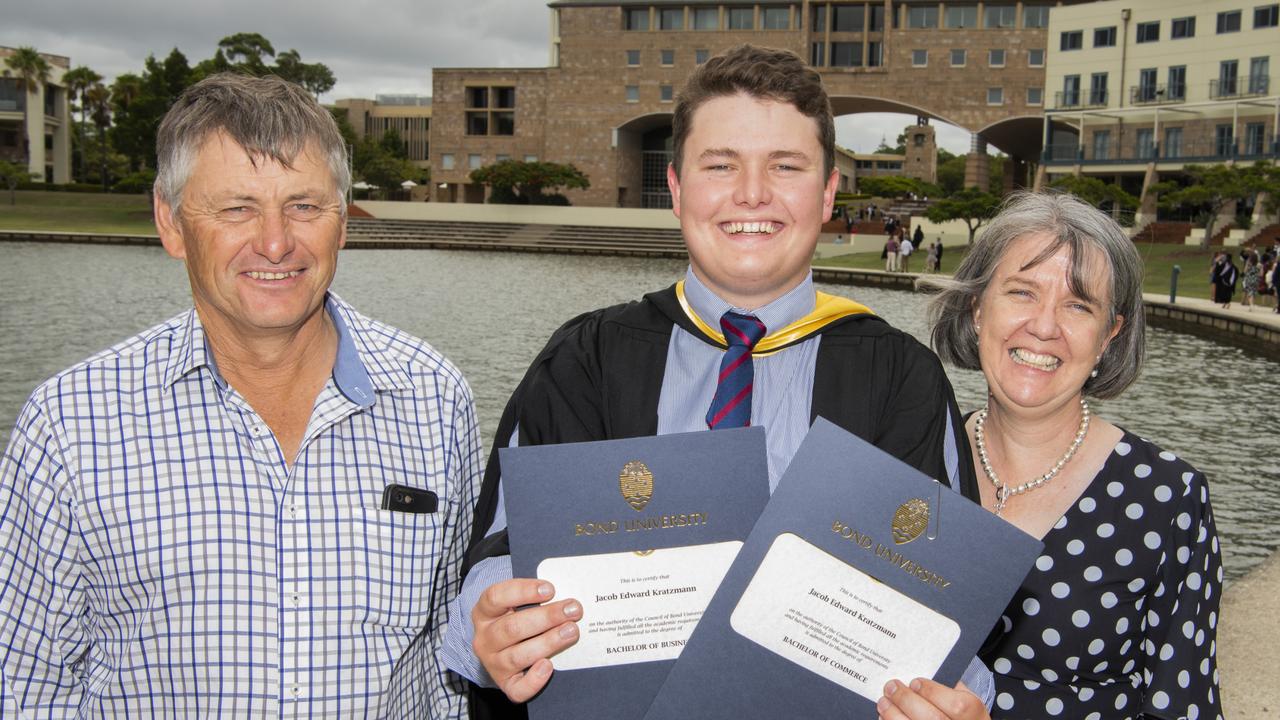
[706,311,767,429]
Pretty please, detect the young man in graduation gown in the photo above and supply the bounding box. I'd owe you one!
[439,45,988,719]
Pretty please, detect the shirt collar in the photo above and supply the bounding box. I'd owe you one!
[160,292,411,407]
[681,266,816,334]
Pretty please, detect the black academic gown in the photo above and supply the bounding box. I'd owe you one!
[464,283,978,719]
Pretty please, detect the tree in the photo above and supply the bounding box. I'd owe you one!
[1151,162,1280,249]
[62,66,102,182]
[0,159,34,205]
[217,32,275,74]
[1050,175,1138,208]
[3,47,52,179]
[470,160,590,204]
[274,49,336,97]
[936,152,967,195]
[925,187,1002,244]
[110,50,191,172]
[857,175,938,199]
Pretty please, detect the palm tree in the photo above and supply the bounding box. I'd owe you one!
[62,66,102,182]
[85,82,112,191]
[3,47,52,179]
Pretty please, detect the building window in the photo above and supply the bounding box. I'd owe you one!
[1172,16,1196,38]
[1249,56,1271,94]
[1028,48,1045,67]
[661,49,675,66]
[989,49,1006,67]
[946,5,978,28]
[912,49,928,67]
[625,85,639,103]
[1060,30,1083,51]
[833,5,864,31]
[441,153,455,170]
[1092,130,1111,160]
[831,42,863,67]
[1027,87,1043,105]
[1023,5,1050,28]
[695,49,710,64]
[1218,60,1240,97]
[951,49,967,67]
[1165,127,1183,158]
[468,153,482,170]
[524,154,538,162]
[1168,66,1187,100]
[1135,129,1155,159]
[1245,122,1267,154]
[1090,72,1109,105]
[984,4,1016,28]
[1062,75,1081,107]
[496,154,511,163]
[727,7,753,29]
[466,86,515,136]
[987,87,1004,105]
[869,5,885,31]
[660,84,674,102]
[907,6,939,28]
[1094,26,1116,47]
[625,8,649,31]
[810,42,825,67]
[693,7,719,29]
[811,5,827,31]
[1215,124,1235,156]
[1136,21,1160,43]
[1256,4,1280,28]
[868,41,883,66]
[659,8,684,30]
[626,49,640,66]
[763,6,790,29]
[1217,10,1242,33]
[1137,68,1158,102]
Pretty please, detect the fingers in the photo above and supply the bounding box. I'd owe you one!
[472,578,584,704]
[877,678,989,720]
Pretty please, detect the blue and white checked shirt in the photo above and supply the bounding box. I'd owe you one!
[0,293,479,718]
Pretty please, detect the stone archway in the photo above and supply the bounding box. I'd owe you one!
[615,112,673,209]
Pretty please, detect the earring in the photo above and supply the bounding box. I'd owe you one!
[1090,368,1099,378]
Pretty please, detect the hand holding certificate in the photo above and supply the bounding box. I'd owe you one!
[644,419,1043,719]
[501,427,770,720]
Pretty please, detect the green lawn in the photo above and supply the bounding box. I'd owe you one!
[815,241,1223,300]
[0,190,1230,301]
[0,190,156,235]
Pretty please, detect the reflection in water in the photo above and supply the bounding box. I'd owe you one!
[1,243,1276,579]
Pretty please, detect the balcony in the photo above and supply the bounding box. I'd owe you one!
[1210,76,1272,100]
[1129,84,1186,105]
[1042,134,1279,165]
[1054,89,1109,110]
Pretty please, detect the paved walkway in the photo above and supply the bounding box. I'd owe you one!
[1219,551,1280,718]
[1145,291,1280,330]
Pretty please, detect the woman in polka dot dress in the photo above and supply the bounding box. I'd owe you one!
[884,192,1223,720]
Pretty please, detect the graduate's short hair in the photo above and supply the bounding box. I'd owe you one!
[921,191,1146,400]
[671,44,834,178]
[154,73,351,219]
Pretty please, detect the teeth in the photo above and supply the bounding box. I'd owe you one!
[724,221,778,234]
[1011,348,1061,370]
[246,270,300,280]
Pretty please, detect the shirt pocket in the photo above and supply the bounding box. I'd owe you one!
[344,502,450,629]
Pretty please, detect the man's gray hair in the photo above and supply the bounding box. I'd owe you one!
[154,73,350,217]
[921,191,1146,400]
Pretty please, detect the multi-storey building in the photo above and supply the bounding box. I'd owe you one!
[332,94,432,170]
[0,47,71,183]
[1041,0,1279,218]
[431,1,1083,207]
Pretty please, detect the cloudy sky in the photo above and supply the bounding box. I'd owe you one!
[2,0,971,154]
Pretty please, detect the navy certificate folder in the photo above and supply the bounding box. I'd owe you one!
[501,426,770,720]
[643,418,1043,719]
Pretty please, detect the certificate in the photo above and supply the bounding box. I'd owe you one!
[501,427,769,720]
[644,418,1043,719]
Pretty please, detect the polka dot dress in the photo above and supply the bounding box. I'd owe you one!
[982,432,1224,719]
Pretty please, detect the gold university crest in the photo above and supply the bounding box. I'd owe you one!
[619,461,654,512]
[891,498,929,545]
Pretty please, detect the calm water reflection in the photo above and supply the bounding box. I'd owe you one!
[1,242,1276,579]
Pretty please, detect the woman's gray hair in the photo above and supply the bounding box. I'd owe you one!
[921,191,1146,400]
[154,73,350,218]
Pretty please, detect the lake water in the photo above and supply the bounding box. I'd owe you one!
[1,242,1276,580]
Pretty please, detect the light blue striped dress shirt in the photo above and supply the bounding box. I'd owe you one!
[439,269,990,706]
[0,293,479,718]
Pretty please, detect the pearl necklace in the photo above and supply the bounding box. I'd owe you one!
[974,397,1091,516]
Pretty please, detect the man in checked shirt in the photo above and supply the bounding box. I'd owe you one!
[0,74,477,717]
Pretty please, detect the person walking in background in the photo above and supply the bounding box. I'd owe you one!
[899,231,914,273]
[1241,252,1261,311]
[925,239,940,273]
[913,223,925,251]
[885,233,900,272]
[935,236,945,273]
[1211,251,1239,308]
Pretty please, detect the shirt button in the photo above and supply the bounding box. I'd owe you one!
[292,593,300,607]
[292,685,301,697]
[289,505,298,519]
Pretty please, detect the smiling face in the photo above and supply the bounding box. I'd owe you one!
[974,232,1123,418]
[156,132,346,343]
[667,92,838,310]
